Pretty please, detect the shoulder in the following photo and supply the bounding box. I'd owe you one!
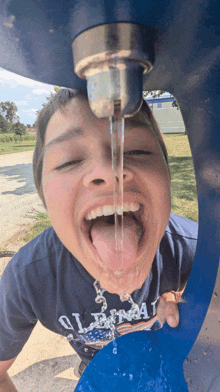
[161,213,198,258]
[16,226,64,270]
[4,227,70,281]
[158,214,198,292]
[165,213,198,241]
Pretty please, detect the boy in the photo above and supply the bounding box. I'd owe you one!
[0,89,198,390]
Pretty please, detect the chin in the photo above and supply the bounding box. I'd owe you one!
[97,261,149,296]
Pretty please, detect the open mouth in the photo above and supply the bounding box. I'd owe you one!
[82,204,145,249]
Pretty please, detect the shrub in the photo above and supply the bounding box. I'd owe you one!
[12,122,27,135]
[0,114,8,133]
[0,132,36,143]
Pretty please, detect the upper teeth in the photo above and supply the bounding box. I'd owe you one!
[85,202,140,221]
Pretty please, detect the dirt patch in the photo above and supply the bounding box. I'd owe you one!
[0,221,37,275]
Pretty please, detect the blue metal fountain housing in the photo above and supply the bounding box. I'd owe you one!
[1,0,220,390]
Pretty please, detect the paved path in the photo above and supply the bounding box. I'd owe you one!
[0,150,45,248]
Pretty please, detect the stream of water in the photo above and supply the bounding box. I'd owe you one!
[109,101,124,275]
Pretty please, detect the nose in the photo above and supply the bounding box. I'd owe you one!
[83,163,134,189]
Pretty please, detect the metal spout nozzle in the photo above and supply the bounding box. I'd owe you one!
[72,23,154,118]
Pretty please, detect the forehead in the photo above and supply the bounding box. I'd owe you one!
[44,97,157,146]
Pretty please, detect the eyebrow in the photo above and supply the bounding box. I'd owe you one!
[44,127,84,152]
[43,118,149,154]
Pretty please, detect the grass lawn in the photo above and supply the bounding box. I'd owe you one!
[0,141,36,154]
[164,134,198,223]
[0,133,36,154]
[22,212,52,243]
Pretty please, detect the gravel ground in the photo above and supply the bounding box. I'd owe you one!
[0,150,45,253]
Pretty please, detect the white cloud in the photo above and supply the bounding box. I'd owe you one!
[0,68,54,92]
[22,108,38,119]
[26,113,37,119]
[15,100,28,106]
[32,88,51,95]
[22,108,37,113]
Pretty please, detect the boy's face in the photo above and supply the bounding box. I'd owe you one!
[42,97,171,295]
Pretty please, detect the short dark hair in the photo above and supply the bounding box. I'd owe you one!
[33,88,168,207]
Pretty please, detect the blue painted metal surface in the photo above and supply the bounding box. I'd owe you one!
[1,0,220,390]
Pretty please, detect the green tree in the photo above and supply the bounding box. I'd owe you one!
[36,86,61,115]
[0,101,19,123]
[143,90,179,109]
[12,122,27,135]
[45,86,60,102]
[0,114,8,133]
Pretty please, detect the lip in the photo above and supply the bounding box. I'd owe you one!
[80,193,148,269]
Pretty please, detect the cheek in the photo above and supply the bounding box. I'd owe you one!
[139,159,170,192]
[138,161,171,214]
[42,174,75,215]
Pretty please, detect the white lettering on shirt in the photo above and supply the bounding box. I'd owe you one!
[134,302,149,320]
[72,313,84,333]
[151,296,160,316]
[91,313,107,328]
[58,300,160,333]
[58,315,74,330]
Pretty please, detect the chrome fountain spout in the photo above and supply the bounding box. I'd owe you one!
[72,23,154,118]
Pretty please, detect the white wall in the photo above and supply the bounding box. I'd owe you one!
[147,101,186,134]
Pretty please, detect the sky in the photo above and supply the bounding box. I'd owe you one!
[0,67,55,126]
[0,67,173,127]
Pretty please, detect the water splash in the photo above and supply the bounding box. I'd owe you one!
[79,281,140,336]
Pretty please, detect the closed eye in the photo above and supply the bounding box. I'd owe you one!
[56,160,82,170]
[124,150,152,155]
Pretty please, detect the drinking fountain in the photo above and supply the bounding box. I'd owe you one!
[1,0,220,390]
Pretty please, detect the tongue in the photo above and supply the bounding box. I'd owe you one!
[91,216,139,270]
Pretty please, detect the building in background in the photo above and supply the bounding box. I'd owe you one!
[144,92,186,134]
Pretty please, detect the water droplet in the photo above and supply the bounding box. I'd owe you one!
[129,374,133,381]
[114,270,122,277]
[78,280,140,336]
[120,293,131,302]
[113,347,117,354]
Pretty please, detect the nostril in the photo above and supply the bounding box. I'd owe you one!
[92,179,105,185]
[91,174,128,186]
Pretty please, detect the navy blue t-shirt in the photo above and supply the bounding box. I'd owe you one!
[0,213,198,364]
